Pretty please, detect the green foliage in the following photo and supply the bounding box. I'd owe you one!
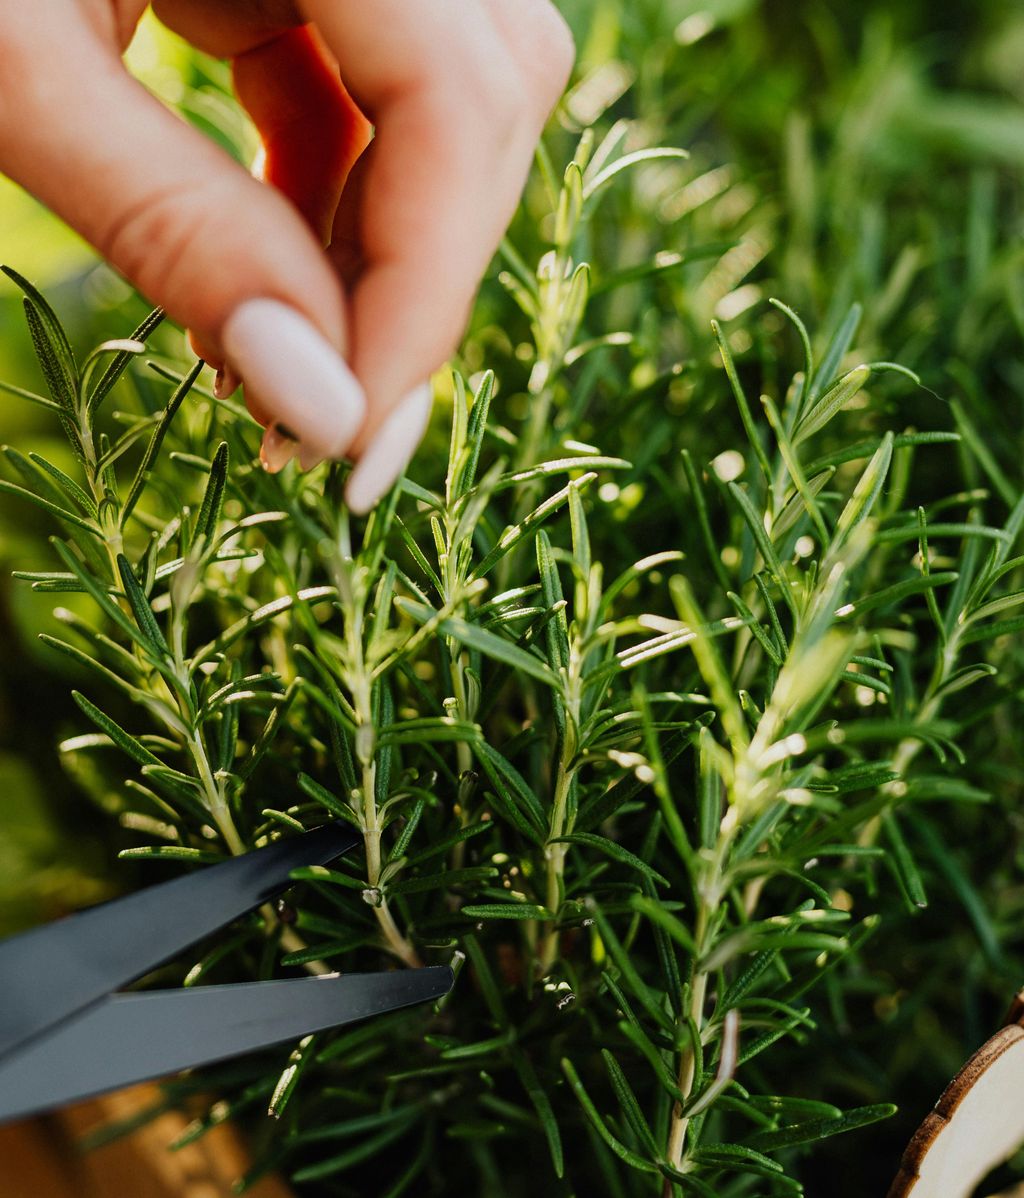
[2,3,1024,1195]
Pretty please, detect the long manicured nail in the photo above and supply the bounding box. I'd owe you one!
[222,299,365,463]
[260,424,299,473]
[345,384,433,514]
[213,364,241,400]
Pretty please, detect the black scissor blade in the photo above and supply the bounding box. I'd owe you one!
[0,823,359,1060]
[0,966,453,1123]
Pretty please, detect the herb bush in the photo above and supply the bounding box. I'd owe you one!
[3,5,1024,1197]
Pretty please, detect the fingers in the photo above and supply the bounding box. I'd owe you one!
[302,0,575,510]
[222,298,365,468]
[232,25,371,245]
[151,0,303,58]
[227,24,371,455]
[0,0,574,509]
[0,3,361,463]
[159,2,370,453]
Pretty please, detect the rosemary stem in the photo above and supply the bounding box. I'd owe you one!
[354,676,422,969]
[539,757,573,973]
[450,653,474,863]
[189,728,245,857]
[664,829,732,1182]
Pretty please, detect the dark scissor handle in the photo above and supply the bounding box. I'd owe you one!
[0,822,360,1060]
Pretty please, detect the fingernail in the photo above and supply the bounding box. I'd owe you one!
[260,424,299,473]
[345,383,433,515]
[297,442,327,471]
[222,299,366,462]
[213,365,241,400]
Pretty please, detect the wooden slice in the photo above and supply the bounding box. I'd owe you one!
[890,1019,1024,1198]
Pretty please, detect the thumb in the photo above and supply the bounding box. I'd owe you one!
[0,7,364,462]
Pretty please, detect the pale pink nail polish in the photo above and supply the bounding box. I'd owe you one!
[222,300,366,463]
[345,384,433,514]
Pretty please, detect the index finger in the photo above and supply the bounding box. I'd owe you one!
[301,0,574,511]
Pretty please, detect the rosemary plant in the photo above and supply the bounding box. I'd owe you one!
[3,81,1023,1198]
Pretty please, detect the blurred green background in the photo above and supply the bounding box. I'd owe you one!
[1,1,1022,1191]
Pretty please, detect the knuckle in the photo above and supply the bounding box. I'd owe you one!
[525,3,576,95]
[466,53,528,131]
[99,178,220,322]
[424,51,524,146]
[487,0,575,112]
[0,29,48,150]
[412,4,575,141]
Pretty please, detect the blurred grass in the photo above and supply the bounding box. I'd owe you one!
[0,1,1021,1192]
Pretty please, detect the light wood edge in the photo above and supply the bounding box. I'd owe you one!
[1,1083,295,1198]
[888,1014,1024,1198]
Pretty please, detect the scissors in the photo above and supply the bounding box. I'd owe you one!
[0,821,453,1124]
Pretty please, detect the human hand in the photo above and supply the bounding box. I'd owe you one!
[0,1,574,510]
